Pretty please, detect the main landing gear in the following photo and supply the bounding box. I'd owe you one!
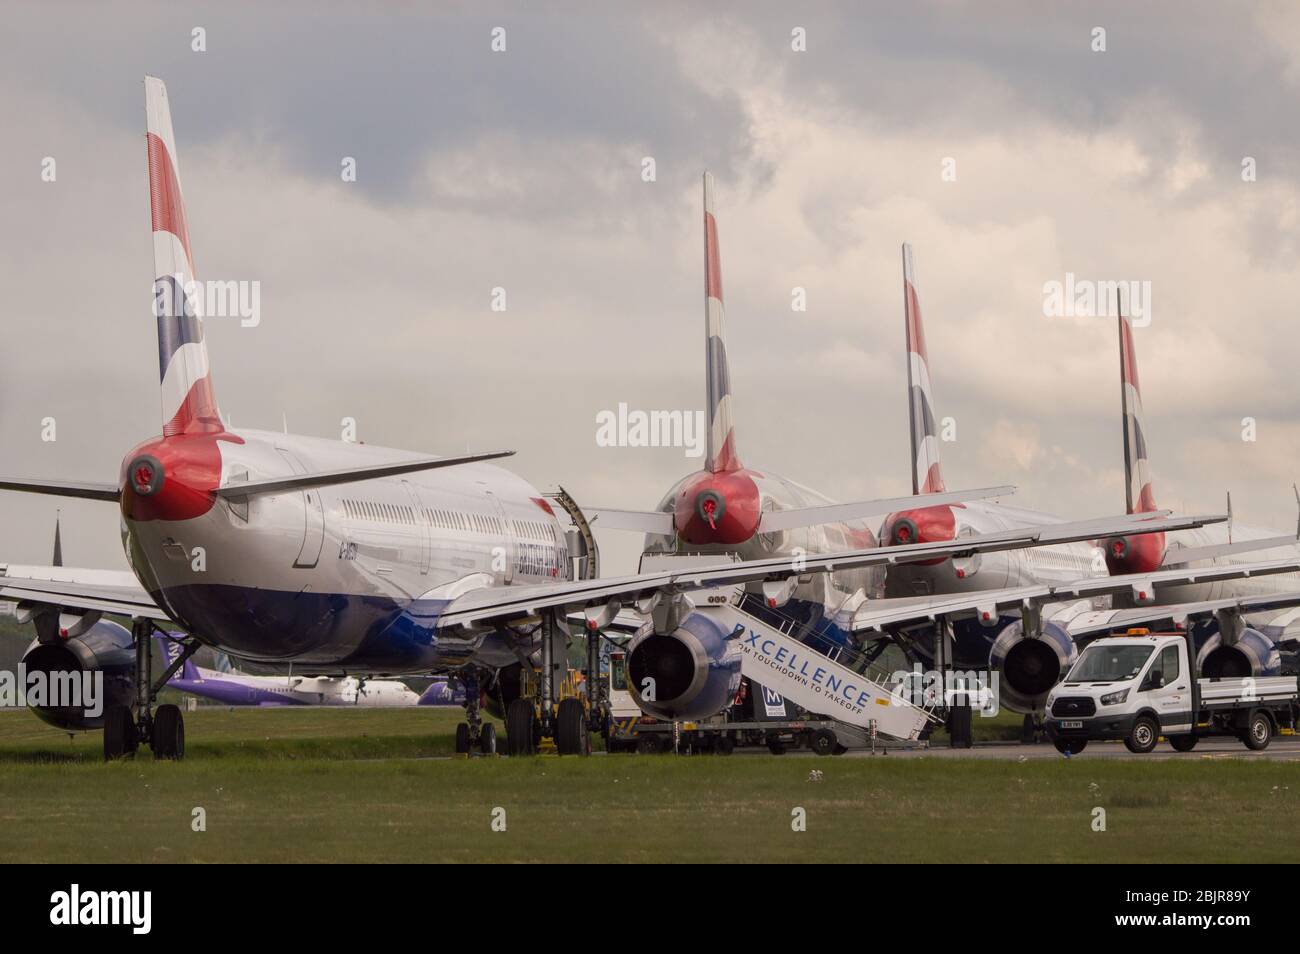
[103,618,200,762]
[454,669,497,756]
[504,608,606,756]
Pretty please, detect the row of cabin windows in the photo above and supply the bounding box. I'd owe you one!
[342,498,536,540]
[343,499,417,525]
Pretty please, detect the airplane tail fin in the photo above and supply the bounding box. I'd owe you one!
[153,633,200,682]
[902,244,946,495]
[146,76,223,437]
[1118,296,1156,513]
[703,172,741,473]
[1101,293,1165,576]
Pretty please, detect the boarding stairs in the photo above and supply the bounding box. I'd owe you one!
[697,595,939,742]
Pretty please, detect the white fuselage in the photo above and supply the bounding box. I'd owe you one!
[123,429,573,674]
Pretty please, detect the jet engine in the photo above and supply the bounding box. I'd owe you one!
[1195,626,1280,679]
[625,611,742,721]
[19,620,137,731]
[987,619,1077,713]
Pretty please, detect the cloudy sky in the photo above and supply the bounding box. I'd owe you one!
[3,0,1300,575]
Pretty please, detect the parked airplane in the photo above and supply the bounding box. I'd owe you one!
[867,248,1300,712]
[0,79,1236,761]
[1068,306,1300,675]
[588,180,1189,671]
[152,635,462,707]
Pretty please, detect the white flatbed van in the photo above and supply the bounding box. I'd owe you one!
[1043,629,1298,754]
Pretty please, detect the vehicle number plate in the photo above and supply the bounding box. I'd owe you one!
[1060,721,1083,729]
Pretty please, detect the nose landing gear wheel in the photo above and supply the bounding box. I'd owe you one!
[505,698,536,756]
[455,722,470,755]
[479,723,497,755]
[1168,733,1198,752]
[151,704,185,761]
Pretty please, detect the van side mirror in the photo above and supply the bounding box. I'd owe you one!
[1143,669,1164,690]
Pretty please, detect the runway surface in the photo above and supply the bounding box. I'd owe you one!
[776,737,1300,761]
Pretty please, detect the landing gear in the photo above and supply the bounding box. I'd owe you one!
[152,704,185,760]
[555,698,589,755]
[505,697,536,756]
[104,619,198,762]
[102,704,137,761]
[453,669,497,757]
[1021,714,1042,744]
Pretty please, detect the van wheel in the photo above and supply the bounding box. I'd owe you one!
[1243,710,1272,751]
[1053,737,1086,755]
[1168,733,1198,752]
[1124,715,1159,754]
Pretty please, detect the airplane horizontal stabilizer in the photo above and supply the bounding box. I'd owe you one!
[583,508,675,535]
[216,450,515,498]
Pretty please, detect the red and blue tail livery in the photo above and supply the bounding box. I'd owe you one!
[146,76,222,438]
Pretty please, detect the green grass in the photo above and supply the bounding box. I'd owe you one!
[0,709,1296,862]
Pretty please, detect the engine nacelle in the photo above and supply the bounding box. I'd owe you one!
[1196,627,1279,678]
[988,620,1077,713]
[20,620,136,731]
[625,611,742,721]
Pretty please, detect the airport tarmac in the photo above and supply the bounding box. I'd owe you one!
[762,738,1300,761]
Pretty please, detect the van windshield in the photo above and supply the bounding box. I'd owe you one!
[1066,644,1154,683]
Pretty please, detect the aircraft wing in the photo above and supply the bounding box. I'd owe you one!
[1066,591,1300,640]
[1159,534,1299,567]
[850,558,1300,634]
[434,511,1225,630]
[583,486,1017,536]
[0,565,169,621]
[754,485,1014,533]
